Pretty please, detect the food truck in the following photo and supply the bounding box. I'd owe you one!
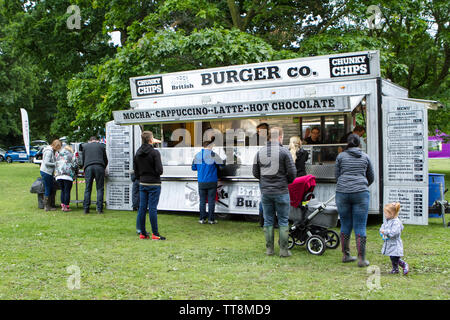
[108,50,441,225]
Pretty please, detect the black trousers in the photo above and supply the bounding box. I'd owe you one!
[83,164,105,211]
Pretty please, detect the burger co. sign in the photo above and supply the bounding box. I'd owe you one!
[130,51,378,99]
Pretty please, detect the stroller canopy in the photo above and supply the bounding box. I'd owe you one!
[288,175,316,208]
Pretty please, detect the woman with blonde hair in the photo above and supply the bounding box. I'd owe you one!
[55,145,77,212]
[40,139,62,211]
[289,136,309,177]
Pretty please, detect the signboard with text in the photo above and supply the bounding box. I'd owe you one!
[383,97,428,225]
[129,51,380,99]
[114,96,350,125]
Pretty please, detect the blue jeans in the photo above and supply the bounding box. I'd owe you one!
[58,179,73,205]
[132,179,140,209]
[198,183,217,221]
[261,193,290,227]
[40,171,53,197]
[137,185,161,235]
[336,191,370,237]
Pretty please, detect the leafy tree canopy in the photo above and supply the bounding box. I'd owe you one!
[0,0,448,145]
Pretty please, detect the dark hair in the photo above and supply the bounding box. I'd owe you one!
[257,123,269,130]
[346,133,361,149]
[89,136,98,142]
[311,127,320,133]
[353,125,366,133]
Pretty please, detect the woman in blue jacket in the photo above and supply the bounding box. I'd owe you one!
[192,140,224,224]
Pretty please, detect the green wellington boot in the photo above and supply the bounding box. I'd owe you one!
[279,226,292,257]
[263,226,274,255]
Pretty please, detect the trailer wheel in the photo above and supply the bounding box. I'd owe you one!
[306,235,326,255]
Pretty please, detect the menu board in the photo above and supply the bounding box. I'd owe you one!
[106,121,133,179]
[385,107,426,183]
[106,182,132,210]
[383,97,428,225]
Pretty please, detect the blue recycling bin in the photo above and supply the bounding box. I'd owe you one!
[429,173,445,217]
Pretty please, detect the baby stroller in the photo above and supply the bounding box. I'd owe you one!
[288,175,340,255]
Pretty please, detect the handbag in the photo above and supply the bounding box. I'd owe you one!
[30,177,45,194]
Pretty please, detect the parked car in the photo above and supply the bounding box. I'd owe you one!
[0,147,6,162]
[4,146,39,163]
[32,146,46,165]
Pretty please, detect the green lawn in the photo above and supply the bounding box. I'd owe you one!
[0,161,448,300]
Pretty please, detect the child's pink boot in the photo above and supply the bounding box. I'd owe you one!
[399,259,409,275]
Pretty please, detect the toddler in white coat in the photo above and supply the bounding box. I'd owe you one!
[380,202,409,275]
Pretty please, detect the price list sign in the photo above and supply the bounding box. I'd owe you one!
[383,97,428,225]
[106,122,132,179]
[106,182,132,210]
[385,108,425,183]
[384,187,428,225]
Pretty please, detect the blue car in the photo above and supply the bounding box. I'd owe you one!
[4,146,39,163]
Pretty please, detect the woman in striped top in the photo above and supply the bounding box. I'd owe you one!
[335,134,374,267]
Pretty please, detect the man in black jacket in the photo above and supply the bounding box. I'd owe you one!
[134,131,166,240]
[253,127,296,257]
[81,136,108,214]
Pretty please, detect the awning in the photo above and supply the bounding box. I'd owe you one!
[350,95,365,112]
[383,96,443,110]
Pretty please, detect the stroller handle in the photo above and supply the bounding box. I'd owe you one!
[305,194,336,222]
[323,194,336,206]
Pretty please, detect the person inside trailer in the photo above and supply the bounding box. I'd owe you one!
[304,127,322,145]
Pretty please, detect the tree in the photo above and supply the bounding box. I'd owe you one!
[296,0,449,134]
[0,0,115,144]
[67,27,296,141]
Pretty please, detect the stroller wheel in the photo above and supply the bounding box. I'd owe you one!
[306,235,326,255]
[288,235,306,249]
[324,230,340,249]
[288,235,295,249]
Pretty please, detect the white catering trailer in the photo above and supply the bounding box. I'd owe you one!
[108,50,440,225]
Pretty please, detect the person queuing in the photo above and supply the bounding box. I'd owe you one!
[335,134,374,267]
[192,140,224,224]
[289,136,309,177]
[55,145,77,212]
[253,127,296,257]
[253,123,278,229]
[134,131,166,240]
[81,136,108,214]
[40,139,62,211]
[131,171,140,211]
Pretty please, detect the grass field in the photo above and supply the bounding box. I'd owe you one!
[0,161,449,300]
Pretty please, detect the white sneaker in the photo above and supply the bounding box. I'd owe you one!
[208,220,218,224]
[199,219,206,224]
